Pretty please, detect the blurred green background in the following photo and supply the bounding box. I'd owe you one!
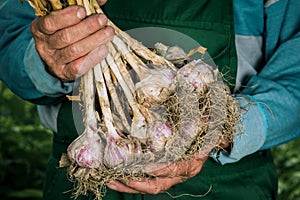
[0,82,299,200]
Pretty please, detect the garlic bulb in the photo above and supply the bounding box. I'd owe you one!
[177,59,215,92]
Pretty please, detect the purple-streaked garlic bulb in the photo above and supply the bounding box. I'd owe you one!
[177,59,216,92]
[146,120,173,153]
[135,68,176,107]
[67,69,104,168]
[103,132,142,169]
[67,129,104,168]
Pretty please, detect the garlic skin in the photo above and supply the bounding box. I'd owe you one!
[67,68,104,169]
[146,121,173,153]
[135,68,176,107]
[177,59,215,92]
[67,128,104,168]
[103,134,142,169]
[154,42,187,67]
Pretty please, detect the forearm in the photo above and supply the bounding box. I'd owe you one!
[0,0,74,104]
[215,32,300,164]
[244,33,300,149]
[213,0,300,164]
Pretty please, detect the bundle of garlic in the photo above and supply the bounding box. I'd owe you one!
[26,0,241,199]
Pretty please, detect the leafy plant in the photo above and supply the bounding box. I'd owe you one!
[0,82,52,200]
[272,138,300,200]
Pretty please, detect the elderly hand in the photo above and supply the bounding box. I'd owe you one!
[107,147,212,195]
[30,0,114,82]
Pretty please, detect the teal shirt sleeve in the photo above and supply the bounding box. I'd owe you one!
[0,0,74,104]
[214,0,300,164]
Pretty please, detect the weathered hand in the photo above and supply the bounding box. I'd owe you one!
[30,4,114,82]
[107,148,212,194]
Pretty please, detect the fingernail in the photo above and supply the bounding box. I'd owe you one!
[77,7,86,19]
[98,14,107,26]
[105,27,114,37]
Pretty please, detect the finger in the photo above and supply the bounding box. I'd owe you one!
[194,146,214,160]
[107,181,141,194]
[55,26,114,64]
[60,45,108,81]
[145,152,209,177]
[142,162,169,174]
[146,161,197,177]
[48,14,108,49]
[35,6,86,35]
[124,176,185,195]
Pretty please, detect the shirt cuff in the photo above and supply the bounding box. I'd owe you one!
[24,39,75,97]
[210,95,267,164]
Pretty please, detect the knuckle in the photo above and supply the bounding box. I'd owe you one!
[68,44,81,57]
[30,20,38,34]
[42,16,55,33]
[85,16,100,30]
[47,64,66,81]
[63,65,76,81]
[59,30,72,44]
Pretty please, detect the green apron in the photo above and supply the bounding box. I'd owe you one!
[43,0,278,199]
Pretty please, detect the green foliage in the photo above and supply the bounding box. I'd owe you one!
[0,82,52,200]
[0,82,299,200]
[272,138,300,200]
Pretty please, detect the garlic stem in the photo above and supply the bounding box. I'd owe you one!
[111,36,150,80]
[94,62,143,168]
[107,21,177,72]
[100,59,131,132]
[82,69,98,133]
[82,0,92,15]
[48,0,62,10]
[94,63,120,139]
[108,42,136,96]
[106,52,148,140]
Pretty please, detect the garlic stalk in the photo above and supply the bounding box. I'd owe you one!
[101,58,131,133]
[111,37,177,107]
[108,42,136,96]
[108,22,177,71]
[111,36,151,80]
[105,52,148,140]
[94,62,143,169]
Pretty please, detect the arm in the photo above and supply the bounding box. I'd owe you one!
[216,0,300,164]
[0,0,55,104]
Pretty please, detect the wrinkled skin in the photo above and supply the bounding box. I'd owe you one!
[106,147,213,194]
[30,0,114,82]
[106,131,229,194]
